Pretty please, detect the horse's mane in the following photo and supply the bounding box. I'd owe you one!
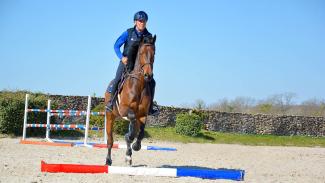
[132,36,156,72]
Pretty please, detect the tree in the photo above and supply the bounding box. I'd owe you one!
[231,97,256,113]
[265,92,296,114]
[301,98,325,117]
[256,103,273,114]
[193,99,206,110]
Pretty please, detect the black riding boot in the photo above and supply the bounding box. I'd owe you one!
[148,79,159,116]
[106,83,117,112]
[106,61,126,112]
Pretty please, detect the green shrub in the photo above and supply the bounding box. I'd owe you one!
[175,113,203,136]
[191,109,208,122]
[90,103,105,127]
[0,91,48,136]
[113,119,129,135]
[90,103,129,135]
[0,92,25,135]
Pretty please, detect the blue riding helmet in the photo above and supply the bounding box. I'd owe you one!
[134,11,148,22]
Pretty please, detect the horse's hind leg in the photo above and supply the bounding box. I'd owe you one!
[125,109,137,166]
[105,111,115,165]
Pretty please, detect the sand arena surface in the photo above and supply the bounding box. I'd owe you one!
[1,137,325,183]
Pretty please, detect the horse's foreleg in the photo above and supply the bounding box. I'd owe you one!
[124,108,138,166]
[132,122,145,151]
[125,109,137,142]
[105,111,115,165]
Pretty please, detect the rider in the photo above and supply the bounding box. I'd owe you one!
[106,11,159,116]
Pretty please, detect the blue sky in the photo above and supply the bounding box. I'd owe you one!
[1,0,324,106]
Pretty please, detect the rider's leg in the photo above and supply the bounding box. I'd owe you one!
[148,78,159,116]
[106,61,125,111]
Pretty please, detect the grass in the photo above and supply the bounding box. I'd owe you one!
[143,127,325,147]
[7,127,324,148]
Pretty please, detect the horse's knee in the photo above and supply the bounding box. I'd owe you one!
[127,109,136,120]
[125,124,136,142]
[107,138,113,147]
[125,133,134,143]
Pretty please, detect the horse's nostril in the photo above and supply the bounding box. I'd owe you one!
[144,73,152,81]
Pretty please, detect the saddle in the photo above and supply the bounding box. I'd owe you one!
[106,70,128,104]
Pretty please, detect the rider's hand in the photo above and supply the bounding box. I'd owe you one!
[122,57,128,65]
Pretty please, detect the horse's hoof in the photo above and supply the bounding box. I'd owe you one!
[106,158,112,166]
[125,156,132,166]
[132,142,141,151]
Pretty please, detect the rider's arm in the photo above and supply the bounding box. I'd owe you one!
[114,31,128,60]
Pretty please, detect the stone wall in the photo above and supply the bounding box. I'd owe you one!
[147,107,325,136]
[49,95,325,136]
[205,111,325,136]
[49,95,104,110]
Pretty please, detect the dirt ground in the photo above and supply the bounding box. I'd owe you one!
[0,137,325,183]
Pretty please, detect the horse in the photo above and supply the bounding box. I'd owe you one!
[104,35,156,166]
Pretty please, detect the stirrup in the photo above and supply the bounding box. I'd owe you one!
[149,102,160,116]
[105,101,113,112]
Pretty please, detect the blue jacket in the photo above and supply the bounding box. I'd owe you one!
[114,27,151,60]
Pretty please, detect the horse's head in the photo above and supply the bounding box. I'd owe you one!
[137,35,156,82]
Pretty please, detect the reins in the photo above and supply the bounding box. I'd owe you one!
[126,43,155,80]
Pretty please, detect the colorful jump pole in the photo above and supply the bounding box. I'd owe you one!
[20,140,177,151]
[92,143,177,151]
[41,161,244,181]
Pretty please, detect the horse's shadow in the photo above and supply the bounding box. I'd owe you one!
[196,133,215,141]
[144,132,215,141]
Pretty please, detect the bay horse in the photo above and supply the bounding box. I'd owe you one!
[104,35,156,166]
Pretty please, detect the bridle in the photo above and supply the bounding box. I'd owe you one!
[128,43,155,79]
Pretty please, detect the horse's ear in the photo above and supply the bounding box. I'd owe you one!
[153,35,156,44]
